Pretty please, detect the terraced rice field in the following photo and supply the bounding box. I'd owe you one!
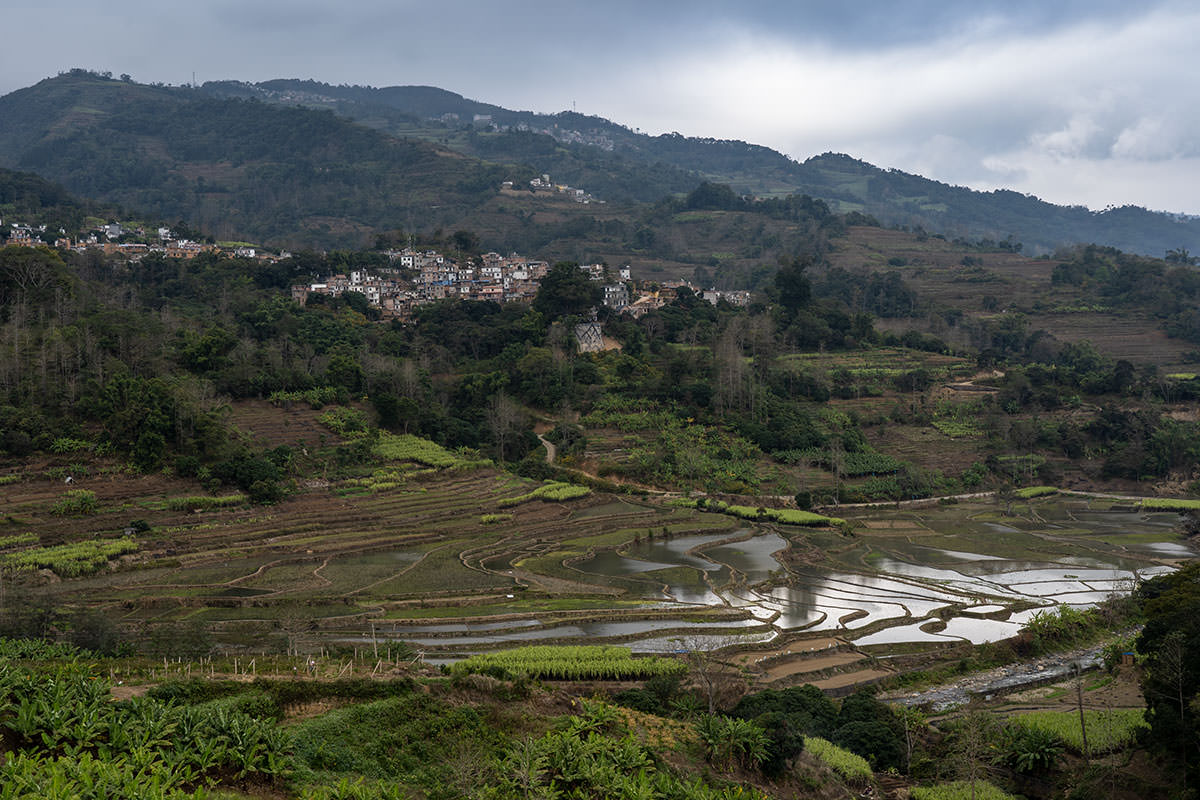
[4,424,1194,692]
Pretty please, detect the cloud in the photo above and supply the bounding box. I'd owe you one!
[1,1,1198,212]
[574,1,1200,212]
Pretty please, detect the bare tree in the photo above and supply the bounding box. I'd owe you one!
[678,635,750,714]
[487,392,526,463]
[951,710,1000,800]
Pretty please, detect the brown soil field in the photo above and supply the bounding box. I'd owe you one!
[1025,312,1193,371]
[228,400,351,449]
[760,651,867,683]
[829,226,1199,375]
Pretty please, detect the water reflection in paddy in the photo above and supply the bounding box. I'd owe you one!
[1135,541,1196,557]
[630,533,731,572]
[935,616,1025,643]
[578,549,678,575]
[703,533,787,581]
[854,622,953,646]
[413,503,1188,652]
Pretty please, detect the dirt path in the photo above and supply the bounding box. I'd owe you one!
[537,433,557,465]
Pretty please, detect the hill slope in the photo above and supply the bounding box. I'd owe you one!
[209,78,1200,257]
[0,166,123,233]
[0,72,512,248]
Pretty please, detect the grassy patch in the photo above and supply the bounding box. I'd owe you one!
[912,781,1018,800]
[804,736,872,783]
[158,494,248,511]
[1141,498,1200,511]
[373,432,489,470]
[1011,708,1147,754]
[0,537,137,577]
[449,645,686,680]
[675,498,844,527]
[1016,486,1058,499]
[0,532,37,549]
[498,481,591,507]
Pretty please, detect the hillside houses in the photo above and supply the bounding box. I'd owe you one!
[288,250,690,322]
[515,173,602,204]
[3,218,288,263]
[292,250,553,319]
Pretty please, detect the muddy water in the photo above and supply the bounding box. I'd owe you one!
[405,502,1192,652]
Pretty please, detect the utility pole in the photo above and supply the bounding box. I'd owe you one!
[1074,661,1090,758]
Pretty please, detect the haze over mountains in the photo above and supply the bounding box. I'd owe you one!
[2,70,1199,257]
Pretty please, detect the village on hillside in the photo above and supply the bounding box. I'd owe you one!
[290,251,751,324]
[3,218,752,326]
[4,220,287,262]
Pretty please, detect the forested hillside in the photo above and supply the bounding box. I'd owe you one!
[0,72,507,248]
[202,79,1200,256]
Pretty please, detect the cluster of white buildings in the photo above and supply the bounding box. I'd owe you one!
[291,249,558,319]
[500,173,602,204]
[289,247,755,322]
[3,221,287,262]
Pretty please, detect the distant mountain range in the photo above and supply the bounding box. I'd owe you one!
[2,70,1200,257]
[202,79,1200,257]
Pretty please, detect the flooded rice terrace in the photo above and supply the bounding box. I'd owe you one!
[392,497,1192,658]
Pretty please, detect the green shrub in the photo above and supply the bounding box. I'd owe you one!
[269,386,347,409]
[0,637,86,660]
[696,715,770,770]
[291,693,493,783]
[999,724,1063,773]
[733,685,839,738]
[1021,605,1102,648]
[301,778,410,800]
[1015,485,1058,499]
[49,437,94,454]
[320,407,371,436]
[50,489,98,516]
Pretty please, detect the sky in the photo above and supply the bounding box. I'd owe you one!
[4,0,1200,214]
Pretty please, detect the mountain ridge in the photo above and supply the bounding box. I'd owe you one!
[2,71,1200,258]
[203,77,1200,257]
